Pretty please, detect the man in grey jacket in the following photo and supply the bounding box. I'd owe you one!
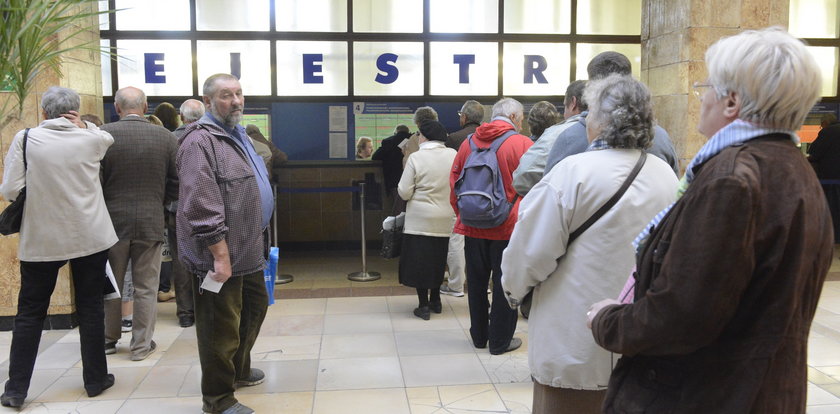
[101,86,178,361]
[543,52,679,176]
[177,74,273,414]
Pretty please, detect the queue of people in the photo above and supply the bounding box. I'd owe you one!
[0,26,834,414]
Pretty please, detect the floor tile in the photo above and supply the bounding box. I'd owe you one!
[21,400,126,414]
[495,382,534,414]
[478,351,532,384]
[273,298,327,316]
[401,354,490,387]
[809,383,840,405]
[313,388,410,414]
[33,343,80,370]
[261,314,325,336]
[325,296,389,314]
[252,335,322,361]
[809,404,840,413]
[238,391,314,414]
[322,313,393,335]
[406,384,507,414]
[320,333,397,359]
[390,310,462,332]
[394,330,473,356]
[130,365,191,398]
[237,360,319,393]
[316,357,404,390]
[116,397,198,414]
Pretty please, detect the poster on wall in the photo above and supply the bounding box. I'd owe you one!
[329,106,348,132]
[330,132,348,159]
[353,102,417,151]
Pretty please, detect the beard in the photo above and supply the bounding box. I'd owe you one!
[210,102,243,128]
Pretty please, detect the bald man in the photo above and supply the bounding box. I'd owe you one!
[173,99,205,140]
[100,86,179,360]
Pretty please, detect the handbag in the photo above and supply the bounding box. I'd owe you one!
[380,216,403,259]
[0,128,30,236]
[519,151,647,319]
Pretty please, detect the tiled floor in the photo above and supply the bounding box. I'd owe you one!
[2,249,840,413]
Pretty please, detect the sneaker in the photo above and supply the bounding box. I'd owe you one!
[490,337,522,355]
[130,340,157,361]
[121,319,132,332]
[104,341,116,355]
[439,285,464,297]
[204,402,255,414]
[235,368,265,388]
[157,290,175,302]
[0,393,24,408]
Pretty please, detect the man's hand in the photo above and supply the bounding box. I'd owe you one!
[208,239,232,283]
[61,110,86,128]
[587,298,621,329]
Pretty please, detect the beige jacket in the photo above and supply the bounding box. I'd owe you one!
[398,141,457,237]
[0,118,118,261]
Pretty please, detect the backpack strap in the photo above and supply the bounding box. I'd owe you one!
[22,128,30,171]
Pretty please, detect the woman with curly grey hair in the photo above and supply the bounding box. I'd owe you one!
[527,101,561,142]
[500,74,679,413]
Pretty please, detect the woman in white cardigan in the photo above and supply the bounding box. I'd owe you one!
[500,75,678,413]
[397,120,457,320]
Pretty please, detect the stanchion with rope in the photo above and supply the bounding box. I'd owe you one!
[348,182,381,281]
[272,184,294,284]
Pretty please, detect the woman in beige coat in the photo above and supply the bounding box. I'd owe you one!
[398,120,457,320]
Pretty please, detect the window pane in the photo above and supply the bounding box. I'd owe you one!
[577,0,641,35]
[196,0,270,31]
[790,0,839,39]
[115,0,190,31]
[276,0,348,32]
[430,42,498,95]
[353,0,422,33]
[101,40,112,97]
[576,43,641,80]
[277,41,349,96]
[353,42,424,95]
[808,47,839,97]
[197,41,272,96]
[430,0,498,33]
[98,0,110,30]
[116,40,193,96]
[504,0,571,34]
[503,43,570,96]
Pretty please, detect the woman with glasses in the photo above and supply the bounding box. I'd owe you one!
[588,27,833,413]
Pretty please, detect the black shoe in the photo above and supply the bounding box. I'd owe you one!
[104,341,116,355]
[490,337,522,355]
[413,306,431,320]
[178,315,195,328]
[430,301,442,314]
[235,368,265,388]
[85,373,115,397]
[0,393,24,408]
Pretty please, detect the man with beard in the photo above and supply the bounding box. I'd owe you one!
[176,74,273,414]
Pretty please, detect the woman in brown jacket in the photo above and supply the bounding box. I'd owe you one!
[587,27,834,413]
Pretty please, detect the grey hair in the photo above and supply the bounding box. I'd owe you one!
[180,99,205,122]
[491,97,524,119]
[41,87,80,119]
[203,73,239,97]
[705,27,821,131]
[460,100,484,124]
[114,87,146,112]
[413,106,438,125]
[584,74,654,149]
[527,101,561,139]
[564,80,588,111]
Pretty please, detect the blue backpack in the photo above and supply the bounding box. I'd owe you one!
[454,130,518,229]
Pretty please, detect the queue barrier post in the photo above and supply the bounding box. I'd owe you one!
[348,182,381,282]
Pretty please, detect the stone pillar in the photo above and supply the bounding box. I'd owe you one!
[0,3,103,329]
[641,0,790,173]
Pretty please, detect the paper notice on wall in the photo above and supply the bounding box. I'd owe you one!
[329,106,347,132]
[329,133,348,158]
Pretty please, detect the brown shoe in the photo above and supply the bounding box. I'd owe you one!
[157,290,175,302]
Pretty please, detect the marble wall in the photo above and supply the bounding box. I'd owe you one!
[0,3,102,323]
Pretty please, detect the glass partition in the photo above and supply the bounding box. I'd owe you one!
[502,42,570,96]
[790,0,839,39]
[430,0,498,33]
[576,43,641,80]
[430,42,498,95]
[115,0,190,31]
[577,0,641,35]
[504,0,571,34]
[197,41,272,95]
[115,39,193,96]
[807,46,839,97]
[276,0,348,32]
[353,0,422,33]
[277,41,349,96]
[196,0,271,31]
[353,42,424,95]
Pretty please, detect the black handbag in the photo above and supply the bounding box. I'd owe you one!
[519,151,647,319]
[380,219,403,259]
[0,128,30,236]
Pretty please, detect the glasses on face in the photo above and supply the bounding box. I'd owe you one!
[457,111,464,117]
[692,81,713,101]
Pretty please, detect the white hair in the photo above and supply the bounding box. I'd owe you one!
[705,27,821,131]
[491,97,523,119]
[41,87,80,119]
[180,99,205,122]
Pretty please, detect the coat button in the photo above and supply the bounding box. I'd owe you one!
[647,369,656,381]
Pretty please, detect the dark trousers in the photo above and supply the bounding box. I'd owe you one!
[532,381,606,414]
[167,215,194,318]
[464,236,517,353]
[416,288,441,307]
[194,271,268,413]
[5,250,110,398]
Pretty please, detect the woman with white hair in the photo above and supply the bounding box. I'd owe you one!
[588,27,833,413]
[501,75,678,413]
[0,87,118,407]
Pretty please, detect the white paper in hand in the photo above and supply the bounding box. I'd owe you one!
[200,270,224,293]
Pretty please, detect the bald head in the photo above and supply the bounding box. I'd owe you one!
[180,99,206,124]
[114,87,148,118]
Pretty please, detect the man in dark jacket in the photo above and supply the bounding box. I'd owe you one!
[372,124,411,215]
[446,100,484,150]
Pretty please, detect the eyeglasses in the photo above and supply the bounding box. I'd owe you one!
[692,81,713,101]
[457,111,464,117]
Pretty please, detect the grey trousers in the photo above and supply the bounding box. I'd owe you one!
[167,213,194,318]
[105,239,163,357]
[532,381,606,414]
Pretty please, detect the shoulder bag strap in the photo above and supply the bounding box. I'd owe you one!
[568,150,647,244]
[22,128,30,171]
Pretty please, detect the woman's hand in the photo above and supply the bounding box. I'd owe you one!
[587,299,620,329]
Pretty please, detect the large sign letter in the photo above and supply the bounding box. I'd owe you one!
[303,54,324,84]
[453,54,475,84]
[375,53,399,84]
[144,53,166,84]
[524,55,548,84]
